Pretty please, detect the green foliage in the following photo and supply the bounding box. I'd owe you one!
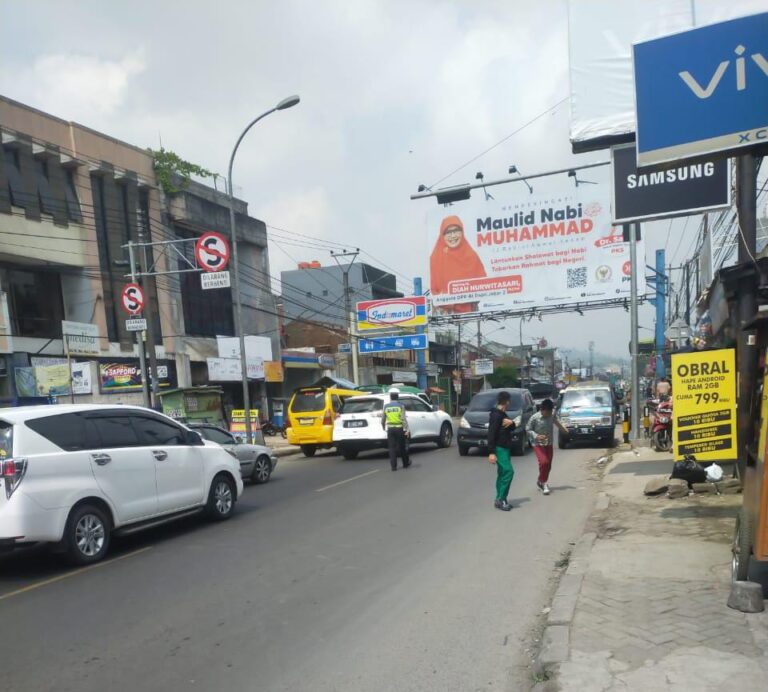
[488,365,518,388]
[149,147,216,194]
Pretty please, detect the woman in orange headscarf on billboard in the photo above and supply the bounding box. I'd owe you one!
[430,215,487,314]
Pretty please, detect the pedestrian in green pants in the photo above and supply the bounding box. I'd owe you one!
[487,390,515,511]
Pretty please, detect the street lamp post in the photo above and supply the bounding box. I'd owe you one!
[227,95,300,442]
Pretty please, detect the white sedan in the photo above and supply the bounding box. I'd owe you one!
[333,394,454,460]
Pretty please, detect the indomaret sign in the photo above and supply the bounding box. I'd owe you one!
[428,192,644,315]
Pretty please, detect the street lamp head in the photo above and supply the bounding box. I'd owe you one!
[276,95,300,110]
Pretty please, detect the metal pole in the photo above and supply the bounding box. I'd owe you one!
[519,318,523,388]
[350,313,360,384]
[736,153,758,479]
[655,249,666,379]
[227,107,279,443]
[64,335,74,404]
[455,322,462,416]
[342,269,352,381]
[127,240,151,408]
[414,277,427,390]
[137,221,160,408]
[628,223,640,441]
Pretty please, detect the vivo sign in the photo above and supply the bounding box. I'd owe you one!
[634,12,768,166]
[356,296,427,331]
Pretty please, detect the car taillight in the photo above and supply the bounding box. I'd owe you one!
[323,410,333,426]
[3,458,27,499]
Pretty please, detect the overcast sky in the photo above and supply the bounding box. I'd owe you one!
[1,0,761,358]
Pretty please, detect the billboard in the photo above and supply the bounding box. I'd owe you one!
[671,348,736,461]
[567,0,767,151]
[634,12,768,166]
[428,192,645,315]
[99,360,175,393]
[356,296,427,331]
[611,145,731,223]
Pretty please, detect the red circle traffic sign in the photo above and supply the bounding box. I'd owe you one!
[195,232,230,272]
[121,283,145,315]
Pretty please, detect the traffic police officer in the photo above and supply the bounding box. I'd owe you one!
[381,387,410,471]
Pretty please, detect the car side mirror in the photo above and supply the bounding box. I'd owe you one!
[235,437,243,445]
[458,405,467,415]
[185,430,204,446]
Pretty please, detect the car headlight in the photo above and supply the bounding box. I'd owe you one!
[459,416,470,429]
[601,416,612,424]
[512,415,522,428]
[224,447,238,459]
[559,417,571,426]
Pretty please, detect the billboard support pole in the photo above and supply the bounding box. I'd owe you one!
[414,277,427,391]
[627,223,640,440]
[655,249,667,379]
[736,153,759,479]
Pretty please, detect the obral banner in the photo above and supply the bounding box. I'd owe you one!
[428,191,644,315]
[671,348,736,461]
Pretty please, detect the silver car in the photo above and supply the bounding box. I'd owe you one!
[190,423,277,484]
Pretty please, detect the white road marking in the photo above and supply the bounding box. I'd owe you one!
[0,546,153,602]
[315,469,380,492]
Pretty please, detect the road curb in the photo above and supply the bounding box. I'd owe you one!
[271,446,302,458]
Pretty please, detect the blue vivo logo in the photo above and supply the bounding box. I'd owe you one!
[680,45,768,98]
[634,12,768,166]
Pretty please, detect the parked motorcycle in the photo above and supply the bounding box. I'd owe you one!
[651,398,673,452]
[260,419,287,438]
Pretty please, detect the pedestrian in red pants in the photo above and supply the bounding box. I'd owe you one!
[526,398,568,495]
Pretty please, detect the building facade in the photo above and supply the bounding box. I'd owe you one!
[0,95,278,415]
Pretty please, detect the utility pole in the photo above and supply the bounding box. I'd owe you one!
[627,222,641,441]
[736,153,758,479]
[127,240,151,408]
[331,249,360,382]
[588,341,595,379]
[455,322,462,416]
[137,218,160,408]
[519,317,525,389]
[654,249,667,379]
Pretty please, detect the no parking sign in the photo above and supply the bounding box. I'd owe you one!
[195,232,230,272]
[121,283,145,315]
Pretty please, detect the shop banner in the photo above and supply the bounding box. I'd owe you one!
[671,348,736,461]
[356,296,427,331]
[14,362,92,397]
[99,360,174,393]
[62,320,101,356]
[264,361,284,382]
[428,192,644,314]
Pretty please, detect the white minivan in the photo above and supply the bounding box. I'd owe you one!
[0,404,244,564]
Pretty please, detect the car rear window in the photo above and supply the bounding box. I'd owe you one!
[25,413,89,452]
[468,391,523,412]
[529,384,555,399]
[291,390,326,413]
[0,421,13,457]
[341,398,383,414]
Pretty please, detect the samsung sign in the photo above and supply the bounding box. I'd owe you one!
[634,12,768,167]
[612,145,730,223]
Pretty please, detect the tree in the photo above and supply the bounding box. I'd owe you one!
[149,147,216,195]
[488,365,518,388]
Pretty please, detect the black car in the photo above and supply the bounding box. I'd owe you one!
[457,388,535,457]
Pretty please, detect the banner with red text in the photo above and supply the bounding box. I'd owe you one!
[428,192,644,314]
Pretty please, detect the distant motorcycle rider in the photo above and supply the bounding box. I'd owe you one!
[381,388,411,471]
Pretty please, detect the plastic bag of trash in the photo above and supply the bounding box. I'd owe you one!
[671,455,707,487]
[706,463,724,482]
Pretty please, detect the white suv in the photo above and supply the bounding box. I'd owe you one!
[0,404,244,564]
[333,394,454,460]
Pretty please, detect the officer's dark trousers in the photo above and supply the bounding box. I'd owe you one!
[387,427,409,470]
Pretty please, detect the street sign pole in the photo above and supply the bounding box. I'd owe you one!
[127,241,151,408]
[414,277,427,391]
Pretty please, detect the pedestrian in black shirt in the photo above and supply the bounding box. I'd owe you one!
[487,391,516,511]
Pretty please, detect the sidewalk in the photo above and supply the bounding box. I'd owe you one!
[263,435,301,458]
[536,447,768,691]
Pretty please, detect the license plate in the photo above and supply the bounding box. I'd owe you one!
[299,418,315,426]
[580,427,591,434]
[344,420,367,428]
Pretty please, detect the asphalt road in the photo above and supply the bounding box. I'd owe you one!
[0,434,606,692]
